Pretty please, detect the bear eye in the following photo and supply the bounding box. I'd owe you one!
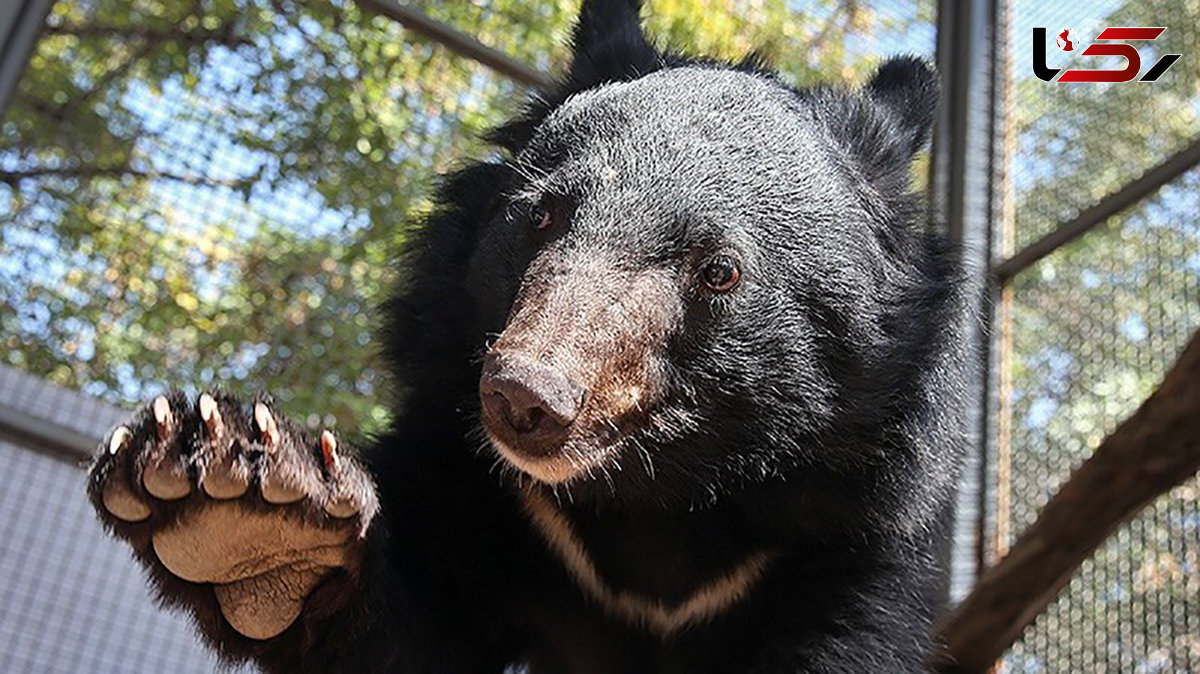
[529,203,553,230]
[701,256,740,292]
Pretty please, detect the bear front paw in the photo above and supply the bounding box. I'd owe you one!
[87,391,378,640]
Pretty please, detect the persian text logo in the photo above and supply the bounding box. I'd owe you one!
[1033,26,1182,83]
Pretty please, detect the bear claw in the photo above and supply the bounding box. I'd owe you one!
[320,430,339,471]
[254,402,281,449]
[199,393,223,436]
[101,426,153,521]
[108,426,131,455]
[152,395,173,439]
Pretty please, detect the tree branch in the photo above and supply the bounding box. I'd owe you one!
[936,329,1200,672]
[43,22,252,48]
[0,165,258,189]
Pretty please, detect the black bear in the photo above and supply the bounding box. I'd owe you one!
[87,1,968,672]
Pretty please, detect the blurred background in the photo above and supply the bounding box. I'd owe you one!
[0,0,1196,671]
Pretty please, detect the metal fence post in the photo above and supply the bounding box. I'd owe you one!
[0,0,55,117]
[930,0,1003,604]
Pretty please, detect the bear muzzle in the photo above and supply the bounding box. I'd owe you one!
[477,254,678,482]
[479,351,585,455]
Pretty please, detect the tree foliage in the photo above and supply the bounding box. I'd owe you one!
[0,0,922,434]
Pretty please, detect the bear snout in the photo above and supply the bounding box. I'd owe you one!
[480,351,585,456]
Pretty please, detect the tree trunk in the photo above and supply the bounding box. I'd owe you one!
[936,329,1200,673]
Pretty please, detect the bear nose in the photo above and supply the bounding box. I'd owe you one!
[480,352,583,438]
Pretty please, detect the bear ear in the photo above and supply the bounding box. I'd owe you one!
[485,0,659,152]
[864,56,939,156]
[567,0,659,88]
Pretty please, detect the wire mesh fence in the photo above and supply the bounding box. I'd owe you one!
[2,0,533,436]
[997,0,1200,671]
[0,0,935,670]
[0,365,235,674]
[0,0,934,437]
[1006,1,1200,252]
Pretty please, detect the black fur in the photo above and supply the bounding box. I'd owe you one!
[114,2,969,671]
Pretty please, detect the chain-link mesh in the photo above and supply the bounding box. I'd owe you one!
[0,0,934,670]
[0,0,934,437]
[1,0,532,436]
[999,0,1200,670]
[1006,0,1200,252]
[0,366,239,673]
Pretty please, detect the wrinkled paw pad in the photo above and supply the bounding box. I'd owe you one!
[155,502,355,640]
[90,393,378,639]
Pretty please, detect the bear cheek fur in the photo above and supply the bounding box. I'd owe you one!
[484,246,680,483]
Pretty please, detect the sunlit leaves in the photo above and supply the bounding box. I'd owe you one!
[0,0,926,437]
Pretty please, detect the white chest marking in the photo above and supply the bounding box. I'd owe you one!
[520,487,774,636]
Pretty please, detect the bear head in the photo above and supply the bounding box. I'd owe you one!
[467,0,963,532]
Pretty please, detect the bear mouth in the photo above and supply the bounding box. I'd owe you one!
[481,417,628,484]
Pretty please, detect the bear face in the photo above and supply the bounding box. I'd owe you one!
[469,40,961,529]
